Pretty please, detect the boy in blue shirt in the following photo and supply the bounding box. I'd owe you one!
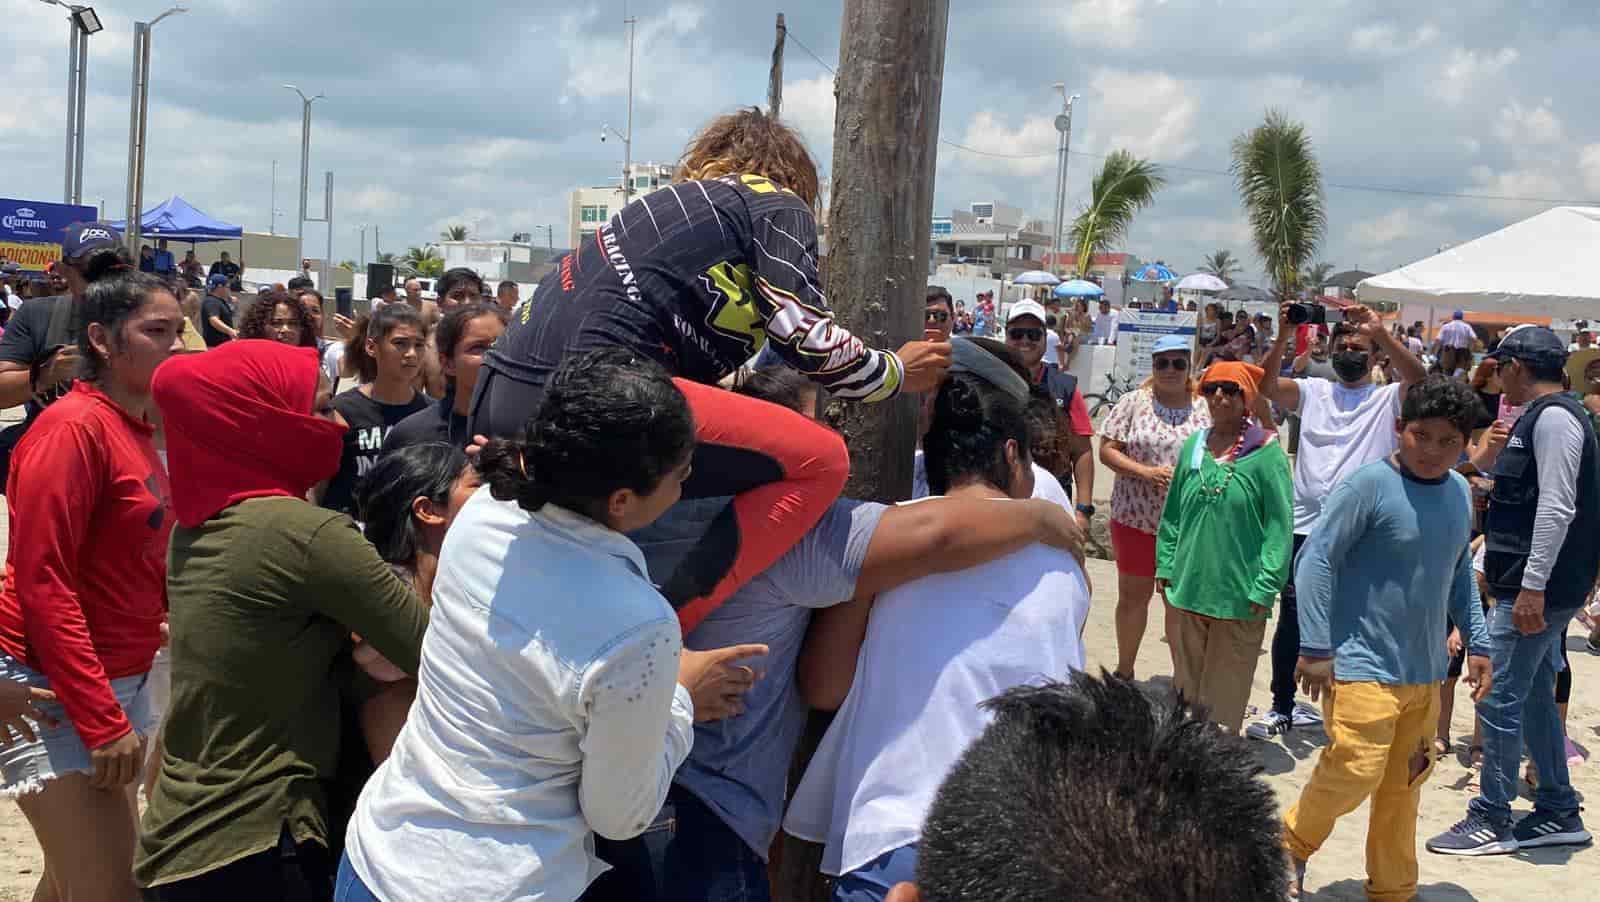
[1282,376,1493,900]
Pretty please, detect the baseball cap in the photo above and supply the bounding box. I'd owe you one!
[1487,324,1566,370]
[1152,334,1190,355]
[206,272,231,289]
[59,221,122,262]
[1006,299,1048,325]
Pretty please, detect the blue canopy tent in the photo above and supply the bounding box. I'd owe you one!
[108,195,242,242]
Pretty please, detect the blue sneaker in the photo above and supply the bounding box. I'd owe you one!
[1426,814,1517,856]
[1512,810,1591,849]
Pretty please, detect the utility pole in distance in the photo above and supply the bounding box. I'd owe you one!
[768,12,786,118]
[774,3,950,896]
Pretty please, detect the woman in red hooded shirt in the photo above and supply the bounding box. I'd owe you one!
[0,270,185,902]
[136,340,429,901]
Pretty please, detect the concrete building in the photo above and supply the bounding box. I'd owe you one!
[439,239,564,286]
[930,201,1053,278]
[568,161,676,248]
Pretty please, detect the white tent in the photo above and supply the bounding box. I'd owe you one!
[1357,206,1600,320]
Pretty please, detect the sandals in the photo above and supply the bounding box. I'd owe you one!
[1432,737,1451,759]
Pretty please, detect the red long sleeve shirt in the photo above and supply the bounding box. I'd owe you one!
[0,382,172,748]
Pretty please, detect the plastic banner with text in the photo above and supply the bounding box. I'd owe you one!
[1113,311,1198,386]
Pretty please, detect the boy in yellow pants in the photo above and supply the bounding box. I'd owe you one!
[1282,377,1492,899]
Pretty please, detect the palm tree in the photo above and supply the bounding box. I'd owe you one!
[401,245,442,277]
[1300,261,1335,295]
[338,259,359,271]
[375,251,397,265]
[1231,109,1326,298]
[1066,150,1165,279]
[1199,250,1242,285]
[440,224,470,242]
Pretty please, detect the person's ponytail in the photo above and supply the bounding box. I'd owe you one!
[477,437,549,514]
[76,246,135,284]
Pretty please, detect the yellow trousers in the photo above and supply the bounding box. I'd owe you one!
[1283,681,1439,902]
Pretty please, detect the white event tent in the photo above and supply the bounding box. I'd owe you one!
[1357,206,1600,320]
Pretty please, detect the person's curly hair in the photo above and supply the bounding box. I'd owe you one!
[675,107,820,208]
[237,288,317,347]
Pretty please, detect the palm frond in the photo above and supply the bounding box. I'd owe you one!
[1230,109,1326,297]
[1067,150,1166,278]
[1200,250,1242,284]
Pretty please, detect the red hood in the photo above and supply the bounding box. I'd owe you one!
[152,340,346,528]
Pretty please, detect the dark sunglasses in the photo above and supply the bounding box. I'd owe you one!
[1202,381,1243,398]
[926,309,950,324]
[1153,356,1189,372]
[1008,327,1044,342]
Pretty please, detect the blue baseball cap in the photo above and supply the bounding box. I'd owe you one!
[1487,324,1566,370]
[206,272,231,288]
[1152,334,1190,355]
[59,221,122,262]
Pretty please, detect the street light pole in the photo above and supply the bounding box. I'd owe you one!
[624,15,635,204]
[123,5,187,256]
[283,85,325,271]
[359,223,367,271]
[1050,86,1079,277]
[270,159,278,235]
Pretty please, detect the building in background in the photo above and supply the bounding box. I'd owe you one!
[439,239,565,286]
[567,162,676,248]
[930,201,1053,279]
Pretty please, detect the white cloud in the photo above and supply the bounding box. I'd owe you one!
[1467,164,1566,200]
[783,74,837,165]
[948,111,1058,179]
[1431,47,1519,104]
[1080,68,1199,161]
[1580,145,1600,196]
[1351,208,1422,247]
[1493,100,1564,145]
[1351,22,1439,56]
[1059,0,1152,50]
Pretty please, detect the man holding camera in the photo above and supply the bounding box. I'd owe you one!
[1248,303,1428,741]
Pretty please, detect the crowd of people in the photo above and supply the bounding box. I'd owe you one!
[0,105,1594,902]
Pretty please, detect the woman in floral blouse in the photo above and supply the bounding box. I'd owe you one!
[1098,334,1210,679]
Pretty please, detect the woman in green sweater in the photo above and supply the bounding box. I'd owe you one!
[1156,360,1293,735]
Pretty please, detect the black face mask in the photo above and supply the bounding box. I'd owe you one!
[1332,350,1371,382]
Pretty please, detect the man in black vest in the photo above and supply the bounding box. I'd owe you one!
[1428,325,1598,856]
[1005,300,1095,526]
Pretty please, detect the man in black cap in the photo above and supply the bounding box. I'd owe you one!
[208,250,241,288]
[1428,324,1598,856]
[200,273,238,348]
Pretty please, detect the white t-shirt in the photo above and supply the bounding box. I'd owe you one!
[911,451,1068,509]
[1091,308,1120,344]
[782,507,1090,876]
[1045,328,1062,361]
[1292,378,1403,534]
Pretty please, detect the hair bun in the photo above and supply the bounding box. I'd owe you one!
[937,375,988,431]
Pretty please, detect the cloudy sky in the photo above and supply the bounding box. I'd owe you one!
[5,0,1598,283]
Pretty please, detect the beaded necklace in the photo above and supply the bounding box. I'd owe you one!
[1190,427,1246,500]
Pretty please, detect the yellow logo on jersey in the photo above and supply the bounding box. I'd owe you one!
[738,174,793,197]
[703,261,766,350]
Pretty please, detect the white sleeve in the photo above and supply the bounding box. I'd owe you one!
[1524,408,1586,592]
[1295,377,1330,417]
[575,617,694,840]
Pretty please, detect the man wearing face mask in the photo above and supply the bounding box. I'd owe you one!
[1247,303,1428,742]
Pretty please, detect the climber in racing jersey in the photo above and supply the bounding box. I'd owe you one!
[472,107,952,631]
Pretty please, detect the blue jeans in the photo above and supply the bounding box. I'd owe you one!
[831,844,918,902]
[1469,601,1582,826]
[580,784,771,902]
[334,852,380,902]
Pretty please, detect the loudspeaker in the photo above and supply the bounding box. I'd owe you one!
[366,263,394,298]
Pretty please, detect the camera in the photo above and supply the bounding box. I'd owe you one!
[1285,303,1345,326]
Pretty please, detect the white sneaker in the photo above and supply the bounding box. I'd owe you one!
[1291,702,1323,727]
[1246,710,1293,740]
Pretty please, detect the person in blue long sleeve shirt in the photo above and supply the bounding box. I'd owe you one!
[1281,377,1493,901]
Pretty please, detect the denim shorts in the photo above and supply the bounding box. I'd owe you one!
[0,652,157,797]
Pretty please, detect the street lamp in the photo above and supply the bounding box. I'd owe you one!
[283,85,325,269]
[1050,85,1080,277]
[598,15,637,205]
[40,1,101,204]
[124,4,189,255]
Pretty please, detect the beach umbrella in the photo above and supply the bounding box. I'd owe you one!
[1053,279,1105,299]
[1129,262,1179,282]
[1176,272,1229,292]
[1013,270,1061,286]
[1216,284,1275,303]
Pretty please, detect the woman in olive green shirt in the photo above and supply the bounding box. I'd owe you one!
[1156,361,1293,735]
[138,340,430,901]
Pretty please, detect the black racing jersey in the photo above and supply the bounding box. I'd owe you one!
[483,175,903,402]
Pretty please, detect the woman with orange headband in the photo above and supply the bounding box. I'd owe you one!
[1155,361,1294,734]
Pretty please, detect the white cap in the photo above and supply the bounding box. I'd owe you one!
[1007,299,1049,325]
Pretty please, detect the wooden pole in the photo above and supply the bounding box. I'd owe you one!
[775,3,949,900]
[769,12,786,119]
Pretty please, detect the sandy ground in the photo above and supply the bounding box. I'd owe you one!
[1,457,1595,900]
